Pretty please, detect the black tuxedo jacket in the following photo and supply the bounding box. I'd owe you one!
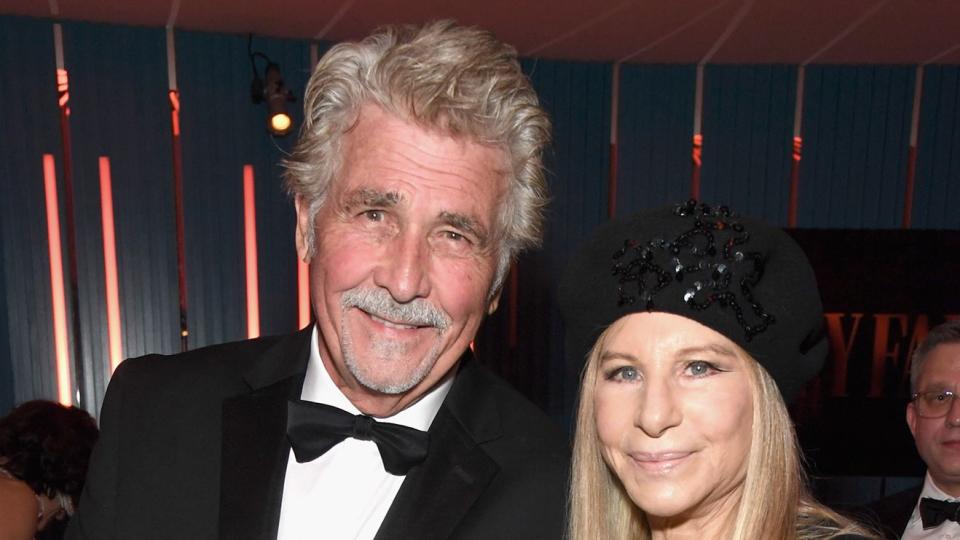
[67,328,570,539]
[862,484,921,539]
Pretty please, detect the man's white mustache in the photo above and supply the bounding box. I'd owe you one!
[341,287,451,330]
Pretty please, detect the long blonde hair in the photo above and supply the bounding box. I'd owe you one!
[568,324,877,540]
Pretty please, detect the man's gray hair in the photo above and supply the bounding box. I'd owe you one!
[910,319,960,392]
[283,20,551,292]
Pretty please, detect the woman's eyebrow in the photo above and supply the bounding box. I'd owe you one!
[675,344,737,358]
[599,350,638,363]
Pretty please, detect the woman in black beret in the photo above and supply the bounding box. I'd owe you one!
[561,201,876,540]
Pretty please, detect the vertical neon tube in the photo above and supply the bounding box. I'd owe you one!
[167,29,189,351]
[43,154,72,405]
[691,64,704,200]
[608,62,620,219]
[903,65,924,229]
[789,66,806,228]
[243,165,260,338]
[98,157,123,372]
[788,136,803,227]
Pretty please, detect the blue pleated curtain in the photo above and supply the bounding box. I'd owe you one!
[1,15,959,427]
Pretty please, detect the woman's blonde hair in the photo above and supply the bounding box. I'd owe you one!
[283,20,550,290]
[568,323,877,540]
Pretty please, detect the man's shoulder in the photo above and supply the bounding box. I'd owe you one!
[451,359,569,457]
[107,332,294,402]
[115,334,286,378]
[859,483,922,539]
[867,483,922,515]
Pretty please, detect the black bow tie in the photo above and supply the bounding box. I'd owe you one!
[920,497,960,529]
[285,400,429,476]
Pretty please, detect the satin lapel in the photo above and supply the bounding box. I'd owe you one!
[218,328,312,540]
[375,356,502,540]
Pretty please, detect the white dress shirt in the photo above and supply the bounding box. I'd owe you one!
[276,327,453,540]
[903,472,960,540]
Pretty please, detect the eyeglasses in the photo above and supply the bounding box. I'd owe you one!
[912,390,960,418]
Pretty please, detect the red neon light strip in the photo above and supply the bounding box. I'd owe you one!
[168,90,189,351]
[608,143,618,219]
[690,134,703,200]
[903,146,917,228]
[243,165,260,338]
[56,69,70,113]
[169,90,180,136]
[98,157,123,372]
[42,154,72,405]
[297,259,310,329]
[788,136,802,227]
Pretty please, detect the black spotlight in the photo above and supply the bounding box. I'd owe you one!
[249,36,296,136]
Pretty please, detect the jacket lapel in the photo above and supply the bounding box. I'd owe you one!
[218,328,312,540]
[375,355,502,540]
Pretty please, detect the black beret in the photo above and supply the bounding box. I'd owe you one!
[559,200,827,403]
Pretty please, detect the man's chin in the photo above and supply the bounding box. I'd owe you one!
[346,358,432,395]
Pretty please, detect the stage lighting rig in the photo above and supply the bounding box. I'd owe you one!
[249,35,296,136]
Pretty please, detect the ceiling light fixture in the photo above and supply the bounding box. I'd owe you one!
[249,35,296,136]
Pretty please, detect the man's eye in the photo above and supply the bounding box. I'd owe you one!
[443,231,466,242]
[362,210,384,222]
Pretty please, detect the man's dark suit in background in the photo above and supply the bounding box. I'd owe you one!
[863,486,921,539]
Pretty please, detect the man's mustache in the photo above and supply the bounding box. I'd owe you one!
[341,287,451,331]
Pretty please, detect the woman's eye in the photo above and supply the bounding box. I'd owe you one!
[607,366,639,382]
[686,360,718,377]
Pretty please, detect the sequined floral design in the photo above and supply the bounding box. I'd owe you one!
[610,199,775,340]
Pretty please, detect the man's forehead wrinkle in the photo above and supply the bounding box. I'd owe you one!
[372,134,497,181]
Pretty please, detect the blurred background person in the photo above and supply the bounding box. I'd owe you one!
[0,400,98,540]
[865,320,960,539]
[561,200,877,540]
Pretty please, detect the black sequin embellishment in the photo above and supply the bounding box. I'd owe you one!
[610,200,775,340]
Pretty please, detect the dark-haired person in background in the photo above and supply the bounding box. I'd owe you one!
[0,400,99,540]
[68,20,568,540]
[866,320,960,539]
[561,201,877,540]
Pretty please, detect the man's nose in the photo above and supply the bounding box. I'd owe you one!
[373,229,431,303]
[946,394,960,427]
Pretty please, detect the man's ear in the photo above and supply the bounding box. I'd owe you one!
[907,402,918,438]
[487,288,502,315]
[294,196,311,262]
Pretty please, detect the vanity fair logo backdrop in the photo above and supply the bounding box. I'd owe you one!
[787,230,960,476]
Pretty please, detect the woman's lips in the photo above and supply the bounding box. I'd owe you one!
[629,451,694,474]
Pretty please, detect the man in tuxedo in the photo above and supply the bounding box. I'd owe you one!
[868,320,960,539]
[67,21,568,540]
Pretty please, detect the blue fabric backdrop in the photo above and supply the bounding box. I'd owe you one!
[1,15,959,432]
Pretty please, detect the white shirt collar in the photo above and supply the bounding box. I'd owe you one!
[299,325,454,431]
[921,472,960,502]
[904,472,960,539]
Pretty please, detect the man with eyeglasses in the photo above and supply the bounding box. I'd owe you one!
[867,320,960,539]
